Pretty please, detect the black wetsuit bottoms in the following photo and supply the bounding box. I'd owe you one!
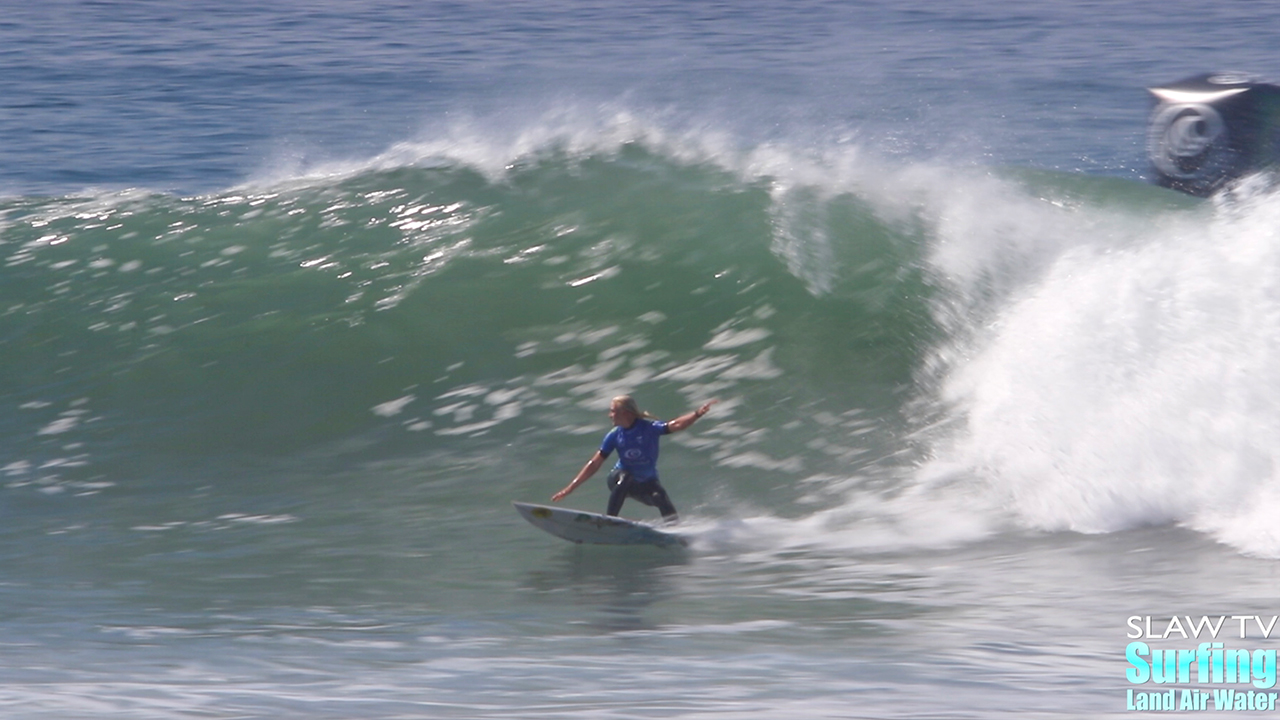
[606,468,678,523]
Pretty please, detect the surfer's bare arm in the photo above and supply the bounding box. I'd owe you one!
[552,450,607,502]
[666,399,719,433]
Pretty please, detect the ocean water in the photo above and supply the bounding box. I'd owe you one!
[6,1,1280,718]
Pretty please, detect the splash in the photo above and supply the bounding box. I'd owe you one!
[923,178,1280,557]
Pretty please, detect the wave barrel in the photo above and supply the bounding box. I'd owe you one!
[1147,73,1280,196]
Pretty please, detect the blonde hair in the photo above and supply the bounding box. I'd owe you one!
[612,394,656,419]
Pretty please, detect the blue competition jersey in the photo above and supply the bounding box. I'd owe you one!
[600,418,669,481]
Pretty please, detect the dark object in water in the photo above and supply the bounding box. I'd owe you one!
[1147,73,1280,196]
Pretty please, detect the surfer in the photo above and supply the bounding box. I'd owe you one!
[552,395,719,524]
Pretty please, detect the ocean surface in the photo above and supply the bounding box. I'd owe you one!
[6,1,1280,718]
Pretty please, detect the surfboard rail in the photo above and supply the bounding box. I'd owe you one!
[513,501,686,547]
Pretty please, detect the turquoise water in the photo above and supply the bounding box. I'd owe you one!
[6,2,1280,718]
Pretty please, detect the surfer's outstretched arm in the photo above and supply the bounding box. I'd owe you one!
[552,450,607,502]
[666,399,719,434]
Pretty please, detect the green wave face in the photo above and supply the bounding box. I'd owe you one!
[0,144,934,489]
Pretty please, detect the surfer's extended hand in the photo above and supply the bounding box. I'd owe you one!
[554,450,607,502]
[667,399,719,433]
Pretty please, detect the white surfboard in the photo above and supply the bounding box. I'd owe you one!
[513,502,686,547]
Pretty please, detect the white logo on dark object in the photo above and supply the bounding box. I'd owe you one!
[624,449,643,460]
[1148,103,1228,180]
